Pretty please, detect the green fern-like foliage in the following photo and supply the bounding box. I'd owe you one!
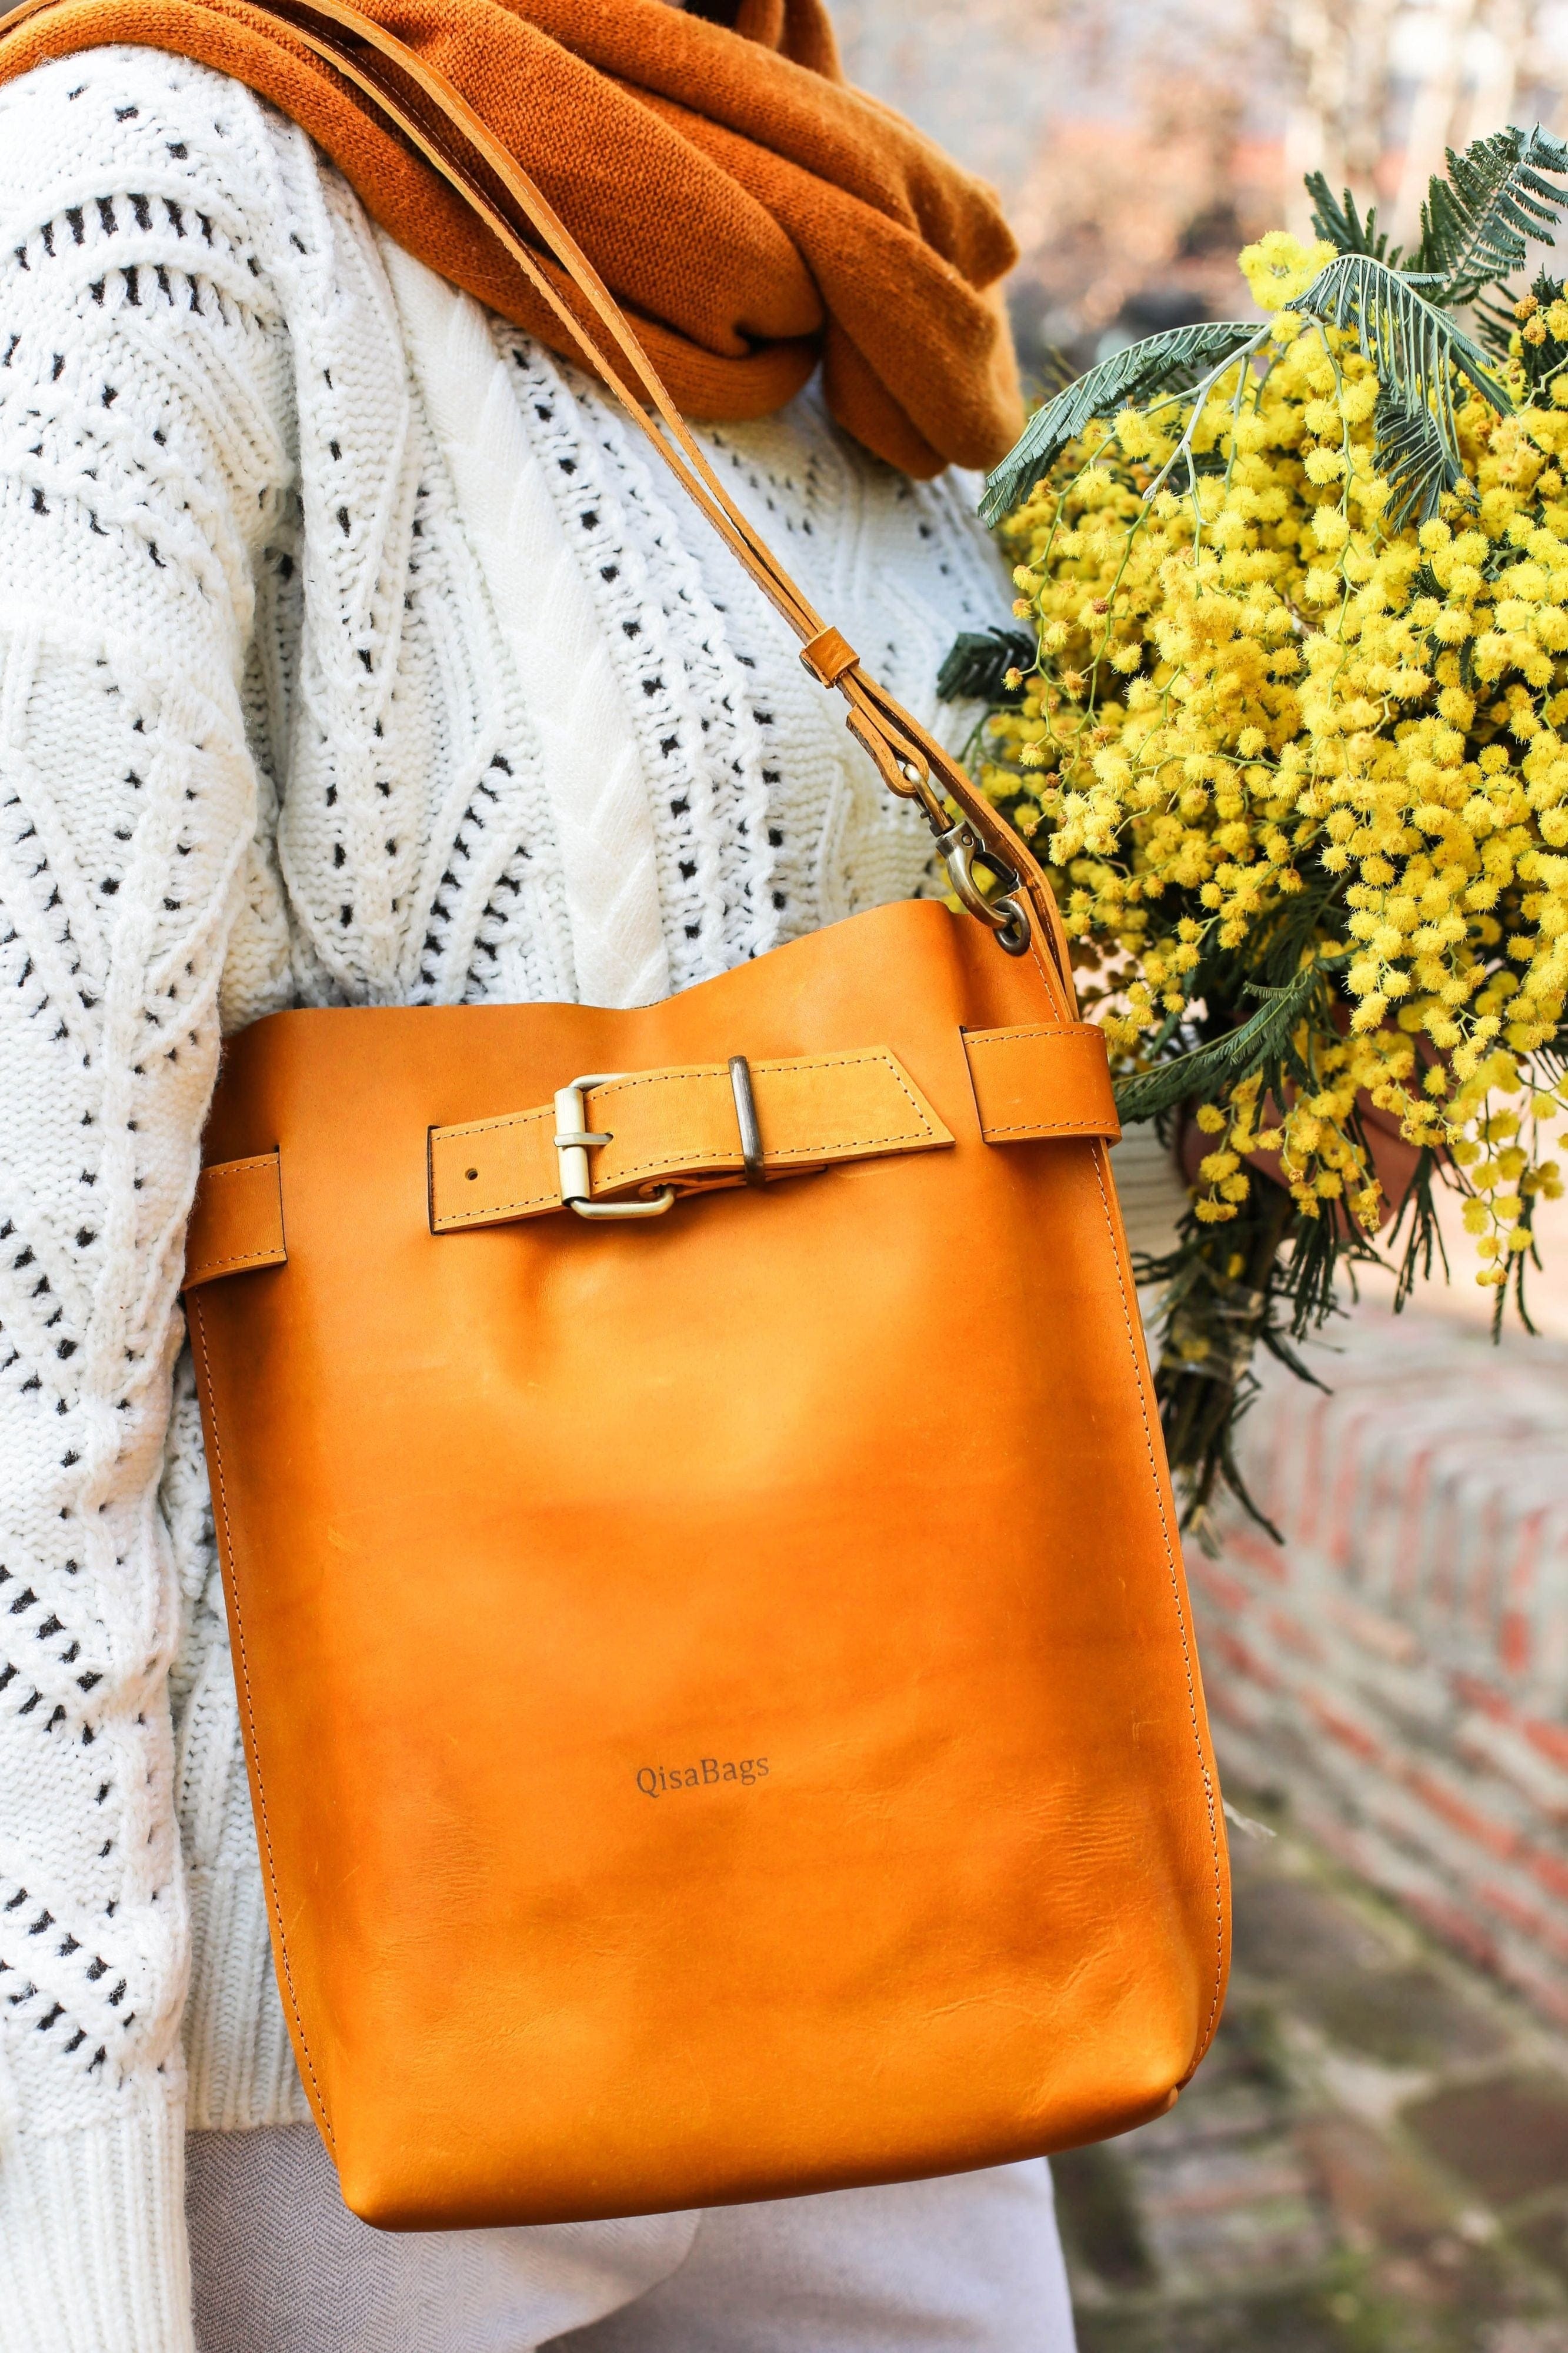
[1287,251,1503,405]
[1370,384,1468,527]
[1413,124,1568,304]
[935,627,1035,705]
[1305,171,1402,265]
[977,322,1263,526]
[1112,965,1324,1124]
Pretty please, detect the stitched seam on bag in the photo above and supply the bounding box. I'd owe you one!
[435,1175,558,1225]
[966,1024,1063,1049]
[188,1246,287,1278]
[1086,1145,1226,2071]
[434,1109,549,1146]
[980,1118,1113,1138]
[188,1296,335,2148]
[609,1126,931,1179]
[1016,885,1073,1024]
[200,1155,279,1182]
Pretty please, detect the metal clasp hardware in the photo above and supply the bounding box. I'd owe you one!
[932,817,1032,958]
[553,1074,676,1222]
[843,709,1032,958]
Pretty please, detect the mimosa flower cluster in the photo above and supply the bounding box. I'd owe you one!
[987,231,1568,1282]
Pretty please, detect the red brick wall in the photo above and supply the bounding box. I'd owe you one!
[1194,1311,1568,2021]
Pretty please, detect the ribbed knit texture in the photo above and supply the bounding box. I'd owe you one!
[0,44,1013,2344]
[1,2087,192,2351]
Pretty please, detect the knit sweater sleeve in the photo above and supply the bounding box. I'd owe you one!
[0,53,295,2350]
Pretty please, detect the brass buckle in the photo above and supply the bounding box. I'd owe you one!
[552,1074,676,1222]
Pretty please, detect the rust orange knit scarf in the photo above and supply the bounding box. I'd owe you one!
[0,0,1022,476]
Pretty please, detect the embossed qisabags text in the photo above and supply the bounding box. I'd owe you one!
[636,1757,769,1797]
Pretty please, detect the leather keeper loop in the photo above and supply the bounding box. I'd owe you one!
[799,626,859,687]
[962,1024,1121,1146]
[183,1151,287,1290]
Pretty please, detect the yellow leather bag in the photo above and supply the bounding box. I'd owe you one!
[161,0,1229,2229]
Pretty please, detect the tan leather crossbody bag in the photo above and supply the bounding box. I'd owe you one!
[24,0,1232,2227]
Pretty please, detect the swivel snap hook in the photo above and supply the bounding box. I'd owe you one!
[932,816,1032,958]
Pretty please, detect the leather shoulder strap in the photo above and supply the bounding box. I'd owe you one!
[0,0,1075,1011]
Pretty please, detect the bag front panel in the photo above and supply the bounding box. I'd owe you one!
[189,896,1230,2228]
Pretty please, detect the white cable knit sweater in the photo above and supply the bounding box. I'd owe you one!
[0,42,1022,2348]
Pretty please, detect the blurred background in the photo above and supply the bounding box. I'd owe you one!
[830,4,1568,2347]
[836,0,1568,376]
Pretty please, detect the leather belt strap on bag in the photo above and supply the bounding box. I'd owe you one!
[431,1048,955,1232]
[182,1024,1119,1286]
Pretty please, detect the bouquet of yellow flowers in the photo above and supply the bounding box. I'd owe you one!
[942,130,1568,1532]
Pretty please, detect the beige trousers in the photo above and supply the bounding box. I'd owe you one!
[187,2125,1077,2352]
